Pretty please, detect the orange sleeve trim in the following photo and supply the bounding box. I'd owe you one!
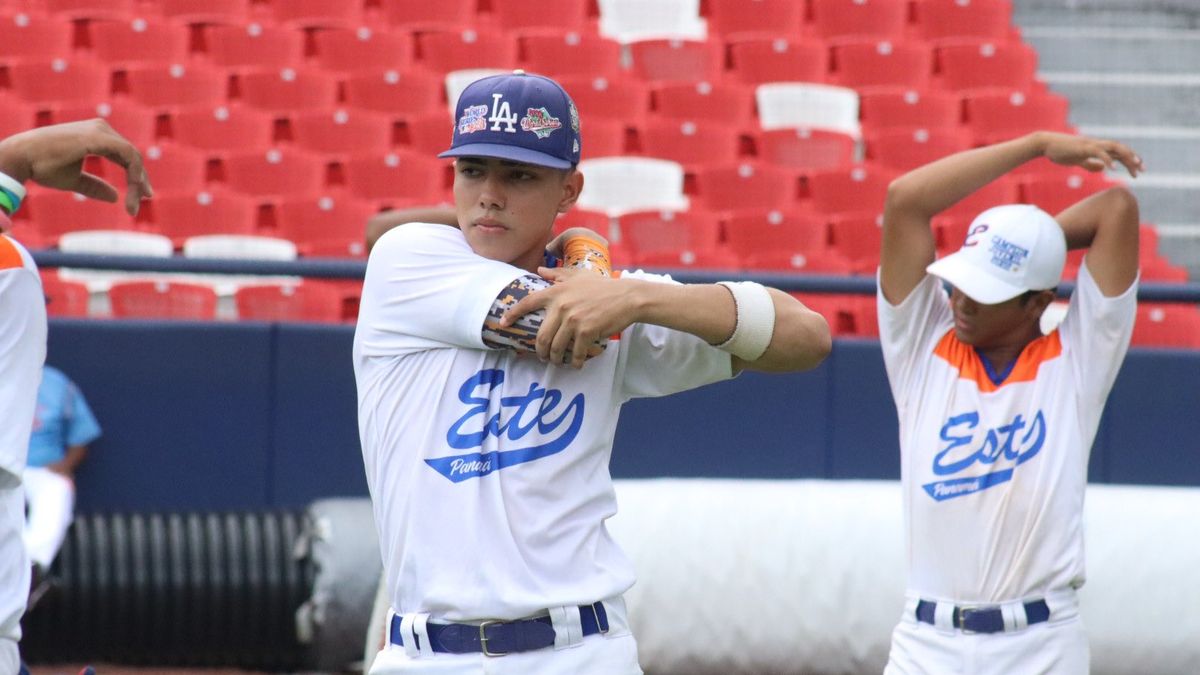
[0,236,24,271]
[933,329,1063,393]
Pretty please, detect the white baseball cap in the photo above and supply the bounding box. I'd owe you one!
[926,204,1066,305]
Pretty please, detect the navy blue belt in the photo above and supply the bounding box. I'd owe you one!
[916,598,1050,634]
[390,602,609,656]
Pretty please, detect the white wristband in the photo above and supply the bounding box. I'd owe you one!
[0,170,27,202]
[715,281,775,361]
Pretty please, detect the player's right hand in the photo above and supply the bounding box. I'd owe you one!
[1039,132,1144,178]
[0,118,153,216]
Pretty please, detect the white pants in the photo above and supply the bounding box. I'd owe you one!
[884,593,1089,675]
[1,479,30,670]
[22,467,74,570]
[369,597,643,675]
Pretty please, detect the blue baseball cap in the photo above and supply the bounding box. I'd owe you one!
[439,70,581,170]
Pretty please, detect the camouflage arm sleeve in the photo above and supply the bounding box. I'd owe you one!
[481,274,607,359]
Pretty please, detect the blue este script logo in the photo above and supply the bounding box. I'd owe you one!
[427,369,585,483]
[923,410,1046,501]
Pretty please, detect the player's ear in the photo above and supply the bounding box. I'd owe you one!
[1026,289,1056,318]
[557,169,583,214]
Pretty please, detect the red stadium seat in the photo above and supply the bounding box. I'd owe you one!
[7,59,112,106]
[693,162,797,214]
[399,111,455,156]
[202,23,306,69]
[40,272,91,318]
[23,189,137,239]
[108,280,219,320]
[792,292,858,335]
[0,96,38,139]
[805,163,898,217]
[125,62,227,109]
[0,12,75,61]
[273,194,376,257]
[1139,257,1189,283]
[934,214,972,254]
[290,109,395,157]
[312,26,414,74]
[579,118,629,159]
[556,75,650,123]
[272,0,363,29]
[809,0,908,42]
[651,81,754,125]
[343,69,446,117]
[147,189,260,245]
[1018,171,1114,216]
[828,212,884,273]
[235,282,347,322]
[743,247,852,274]
[1132,304,1200,349]
[913,0,1015,44]
[381,0,475,32]
[138,142,209,192]
[859,89,962,132]
[866,127,973,172]
[417,29,518,73]
[519,32,623,79]
[628,39,724,84]
[48,100,160,148]
[616,209,722,257]
[221,148,328,199]
[343,151,447,205]
[725,208,828,259]
[234,67,340,115]
[963,90,1071,144]
[633,247,742,271]
[937,41,1038,93]
[708,0,803,40]
[155,0,250,26]
[938,175,1019,220]
[88,17,190,67]
[831,40,933,91]
[728,38,828,85]
[491,0,588,32]
[756,128,857,171]
[45,0,134,21]
[552,208,612,238]
[638,119,743,168]
[169,104,276,153]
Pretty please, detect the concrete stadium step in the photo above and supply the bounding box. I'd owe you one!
[1116,174,1200,229]
[1081,125,1200,174]
[1040,72,1200,127]
[1014,0,1200,30]
[1155,224,1200,278]
[1024,28,1200,74]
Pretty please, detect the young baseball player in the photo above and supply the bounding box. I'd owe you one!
[877,131,1143,674]
[0,120,150,675]
[353,71,831,674]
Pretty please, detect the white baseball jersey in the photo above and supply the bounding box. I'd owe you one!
[354,223,733,622]
[878,263,1136,603]
[0,233,48,649]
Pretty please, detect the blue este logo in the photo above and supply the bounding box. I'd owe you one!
[923,410,1046,501]
[427,369,585,483]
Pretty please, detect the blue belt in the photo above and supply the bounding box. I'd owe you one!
[916,598,1050,634]
[390,601,609,656]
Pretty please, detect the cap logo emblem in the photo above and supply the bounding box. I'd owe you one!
[488,93,518,133]
[520,107,563,139]
[457,104,488,135]
[988,235,1029,272]
[963,223,987,247]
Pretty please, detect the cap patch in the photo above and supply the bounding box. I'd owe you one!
[988,235,1030,272]
[457,104,488,135]
[521,107,562,139]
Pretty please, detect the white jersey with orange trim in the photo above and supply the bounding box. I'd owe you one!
[0,233,48,658]
[878,263,1136,603]
[354,223,733,622]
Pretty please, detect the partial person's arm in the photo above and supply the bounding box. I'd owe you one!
[880,131,1143,305]
[0,118,152,217]
[1054,187,1140,297]
[365,206,457,251]
[46,445,87,478]
[500,268,831,374]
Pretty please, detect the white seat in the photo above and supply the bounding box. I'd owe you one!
[755,83,861,137]
[181,234,300,302]
[445,68,509,114]
[577,157,689,218]
[56,229,176,295]
[598,0,707,43]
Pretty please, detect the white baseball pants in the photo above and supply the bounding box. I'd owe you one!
[22,467,74,570]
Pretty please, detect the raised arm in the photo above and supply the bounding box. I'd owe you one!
[880,131,1143,305]
[1054,186,1140,296]
[366,206,457,251]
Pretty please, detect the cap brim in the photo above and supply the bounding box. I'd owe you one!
[926,251,1026,305]
[438,143,573,170]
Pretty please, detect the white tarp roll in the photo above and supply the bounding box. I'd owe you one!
[607,479,1200,675]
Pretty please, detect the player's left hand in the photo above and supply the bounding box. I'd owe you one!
[0,118,153,216]
[500,266,636,369]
